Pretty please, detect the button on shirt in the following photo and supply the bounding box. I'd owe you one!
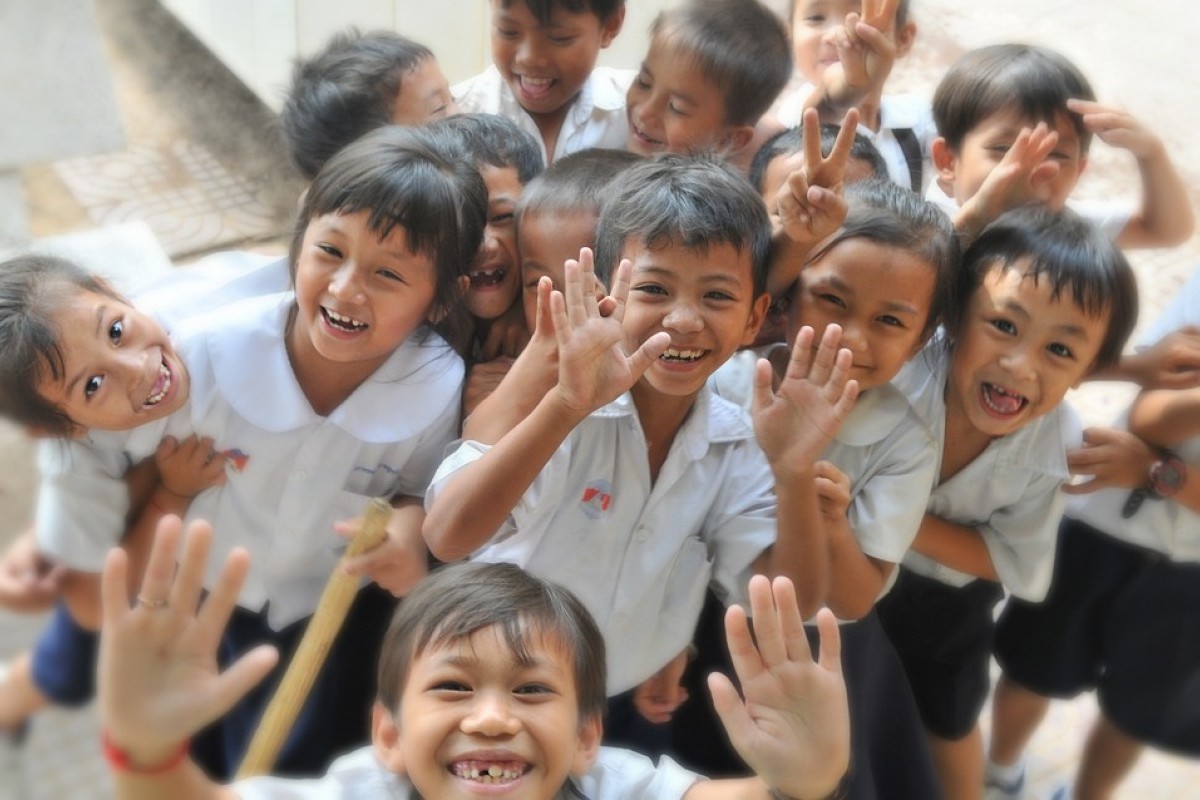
[453,65,633,164]
[175,292,463,629]
[427,387,776,695]
[892,345,1082,601]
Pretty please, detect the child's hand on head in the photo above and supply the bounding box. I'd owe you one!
[633,646,691,725]
[339,498,428,598]
[1067,98,1162,160]
[708,575,849,800]
[548,249,670,418]
[155,435,228,500]
[752,324,859,474]
[99,515,278,766]
[1064,427,1157,494]
[775,108,856,247]
[1125,326,1200,389]
[813,460,852,524]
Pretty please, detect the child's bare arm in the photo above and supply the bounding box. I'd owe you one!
[804,0,900,127]
[767,109,856,299]
[1065,426,1157,494]
[952,123,1061,243]
[100,516,274,800]
[824,513,893,619]
[687,576,849,800]
[909,514,999,581]
[0,527,63,612]
[753,325,858,616]
[1129,386,1200,446]
[423,258,670,561]
[1068,99,1195,249]
[1094,326,1200,389]
[339,496,428,597]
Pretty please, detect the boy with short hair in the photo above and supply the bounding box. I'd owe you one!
[99,516,851,800]
[279,28,458,180]
[625,0,792,174]
[455,0,629,164]
[929,43,1194,248]
[750,121,889,209]
[423,153,856,714]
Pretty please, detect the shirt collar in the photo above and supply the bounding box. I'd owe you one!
[834,381,914,447]
[202,292,463,442]
[593,384,755,459]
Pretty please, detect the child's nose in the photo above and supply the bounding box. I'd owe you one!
[999,345,1037,380]
[330,264,365,301]
[515,36,548,67]
[461,694,521,737]
[663,301,703,333]
[837,320,867,354]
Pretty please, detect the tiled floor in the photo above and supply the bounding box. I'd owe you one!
[2,0,1200,798]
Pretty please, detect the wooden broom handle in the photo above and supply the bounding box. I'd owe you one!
[235,497,392,778]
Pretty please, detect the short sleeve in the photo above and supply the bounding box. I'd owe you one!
[35,439,132,571]
[703,441,777,609]
[849,435,938,564]
[578,748,702,800]
[978,468,1067,602]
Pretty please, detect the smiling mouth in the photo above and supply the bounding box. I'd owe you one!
[143,361,172,407]
[518,75,555,98]
[469,267,508,289]
[981,382,1029,416]
[450,760,530,784]
[659,347,706,363]
[322,307,368,331]
[630,123,665,148]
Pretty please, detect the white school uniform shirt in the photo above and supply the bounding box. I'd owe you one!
[923,180,1131,241]
[426,386,776,695]
[1140,263,1200,345]
[820,381,938,581]
[772,81,937,192]
[892,346,1082,601]
[453,65,633,163]
[175,291,463,629]
[232,745,702,800]
[33,254,289,572]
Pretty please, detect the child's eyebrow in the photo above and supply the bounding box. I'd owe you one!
[1049,321,1094,341]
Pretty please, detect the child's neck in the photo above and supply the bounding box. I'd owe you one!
[630,380,697,485]
[286,311,384,417]
[940,382,995,482]
[525,99,573,161]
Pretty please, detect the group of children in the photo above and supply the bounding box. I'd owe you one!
[0,1,1197,799]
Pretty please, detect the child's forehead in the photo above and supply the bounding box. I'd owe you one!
[624,236,753,278]
[414,620,578,673]
[495,0,607,27]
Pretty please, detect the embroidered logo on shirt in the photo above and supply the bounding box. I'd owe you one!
[220,448,250,472]
[579,480,613,519]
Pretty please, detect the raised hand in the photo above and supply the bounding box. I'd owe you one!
[548,249,670,417]
[1068,98,1161,159]
[753,324,859,475]
[775,108,857,247]
[708,575,850,800]
[816,0,900,112]
[956,123,1061,238]
[99,515,277,766]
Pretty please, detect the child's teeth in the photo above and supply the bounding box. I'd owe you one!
[326,309,366,329]
[452,761,524,783]
[145,364,171,406]
[982,383,1026,414]
[661,347,704,362]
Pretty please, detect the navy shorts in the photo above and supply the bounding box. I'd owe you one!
[996,517,1200,755]
[877,567,1004,739]
[30,603,97,707]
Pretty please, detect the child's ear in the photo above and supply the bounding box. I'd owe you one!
[931,137,959,194]
[371,701,406,774]
[723,124,757,156]
[599,6,625,48]
[894,21,918,59]
[742,292,773,346]
[570,713,604,777]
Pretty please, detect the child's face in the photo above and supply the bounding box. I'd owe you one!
[465,165,524,322]
[947,264,1107,439]
[936,109,1086,211]
[292,210,439,375]
[391,56,459,126]
[625,34,749,157]
[518,209,600,331]
[788,237,934,390]
[489,0,623,119]
[791,0,915,86]
[34,288,189,433]
[622,238,769,399]
[372,624,601,800]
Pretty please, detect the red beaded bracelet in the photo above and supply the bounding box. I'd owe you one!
[101,730,191,775]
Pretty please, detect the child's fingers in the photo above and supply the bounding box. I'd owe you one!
[772,576,815,665]
[784,326,817,383]
[607,259,633,324]
[802,108,823,174]
[137,514,185,610]
[813,607,843,673]
[534,276,555,338]
[549,289,570,349]
[820,109,859,182]
[707,671,752,745]
[194,546,252,649]
[168,519,214,615]
[577,248,600,320]
[751,357,776,417]
[209,644,279,726]
[562,259,587,328]
[100,546,131,628]
[808,324,845,385]
[626,331,671,377]
[748,573,788,667]
[723,598,765,684]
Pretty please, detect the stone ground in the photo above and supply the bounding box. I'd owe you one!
[2,0,1199,797]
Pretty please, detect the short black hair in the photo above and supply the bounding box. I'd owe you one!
[377,561,607,720]
[953,206,1137,371]
[651,0,792,126]
[499,0,624,26]
[429,112,545,185]
[933,44,1096,153]
[279,28,435,179]
[749,122,889,193]
[594,152,771,295]
[804,179,960,338]
[0,254,121,436]
[290,125,486,354]
[516,147,641,225]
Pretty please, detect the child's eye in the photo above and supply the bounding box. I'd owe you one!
[817,292,846,308]
[1046,342,1074,358]
[989,318,1017,335]
[490,212,514,226]
[705,290,734,302]
[495,27,518,40]
[84,375,103,399]
[431,681,471,693]
[108,319,124,345]
[666,101,687,116]
[877,315,904,328]
[1049,150,1072,162]
[514,683,553,696]
[377,268,406,284]
[633,72,651,91]
[985,144,1011,157]
[549,35,577,46]
[316,243,342,259]
[803,13,827,25]
[634,284,667,296]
